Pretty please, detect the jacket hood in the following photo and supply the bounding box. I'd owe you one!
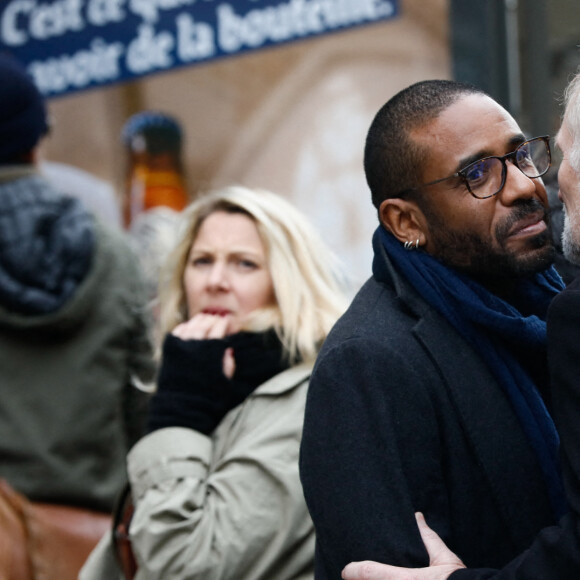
[0,168,97,332]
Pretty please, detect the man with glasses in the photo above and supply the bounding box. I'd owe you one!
[338,75,580,580]
[299,79,569,579]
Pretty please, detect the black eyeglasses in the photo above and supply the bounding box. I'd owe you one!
[397,136,552,200]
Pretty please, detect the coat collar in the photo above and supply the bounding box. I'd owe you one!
[413,304,556,549]
[372,226,437,319]
[373,233,556,545]
[0,164,37,184]
[255,362,312,396]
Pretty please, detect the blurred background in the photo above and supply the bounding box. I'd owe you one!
[2,0,578,290]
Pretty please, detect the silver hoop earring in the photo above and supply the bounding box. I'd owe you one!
[414,238,420,249]
[403,240,413,250]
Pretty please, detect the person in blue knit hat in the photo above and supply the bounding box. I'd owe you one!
[0,53,156,576]
[0,54,50,162]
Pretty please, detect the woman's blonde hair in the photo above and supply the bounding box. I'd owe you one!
[157,185,349,364]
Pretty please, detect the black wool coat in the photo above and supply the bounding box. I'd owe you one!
[299,239,572,580]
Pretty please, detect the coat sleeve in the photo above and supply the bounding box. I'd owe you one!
[123,252,157,388]
[299,336,444,578]
[447,515,580,579]
[118,232,157,447]
[126,381,314,580]
[98,221,157,390]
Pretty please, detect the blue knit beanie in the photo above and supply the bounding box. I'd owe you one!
[0,54,49,163]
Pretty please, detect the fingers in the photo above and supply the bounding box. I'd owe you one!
[415,513,465,569]
[172,314,237,377]
[172,313,232,340]
[222,347,236,379]
[342,560,436,580]
[341,515,466,580]
[342,559,460,580]
[342,561,402,580]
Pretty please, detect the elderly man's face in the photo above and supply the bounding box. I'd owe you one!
[556,117,580,265]
[410,93,554,279]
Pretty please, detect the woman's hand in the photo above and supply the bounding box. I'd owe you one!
[341,513,465,580]
[172,314,236,378]
[172,313,232,340]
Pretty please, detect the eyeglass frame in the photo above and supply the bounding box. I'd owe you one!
[395,135,552,200]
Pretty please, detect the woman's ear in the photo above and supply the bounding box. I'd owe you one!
[379,198,427,247]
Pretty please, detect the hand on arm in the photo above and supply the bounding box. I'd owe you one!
[342,513,465,580]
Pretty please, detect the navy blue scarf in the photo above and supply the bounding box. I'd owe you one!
[373,226,568,520]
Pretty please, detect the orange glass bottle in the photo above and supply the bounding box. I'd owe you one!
[121,112,189,228]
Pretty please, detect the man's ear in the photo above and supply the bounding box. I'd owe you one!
[379,198,427,246]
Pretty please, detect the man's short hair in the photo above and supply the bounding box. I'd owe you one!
[364,79,487,209]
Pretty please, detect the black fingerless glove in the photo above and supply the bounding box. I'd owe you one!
[147,334,237,435]
[147,331,289,435]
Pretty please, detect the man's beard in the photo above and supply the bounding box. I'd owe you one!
[420,198,556,279]
[562,206,580,266]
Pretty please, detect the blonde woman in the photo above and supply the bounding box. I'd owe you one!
[81,185,348,580]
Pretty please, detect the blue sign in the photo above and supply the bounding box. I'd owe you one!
[0,0,399,98]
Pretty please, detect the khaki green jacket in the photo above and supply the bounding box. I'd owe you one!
[81,364,315,580]
[0,168,155,512]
